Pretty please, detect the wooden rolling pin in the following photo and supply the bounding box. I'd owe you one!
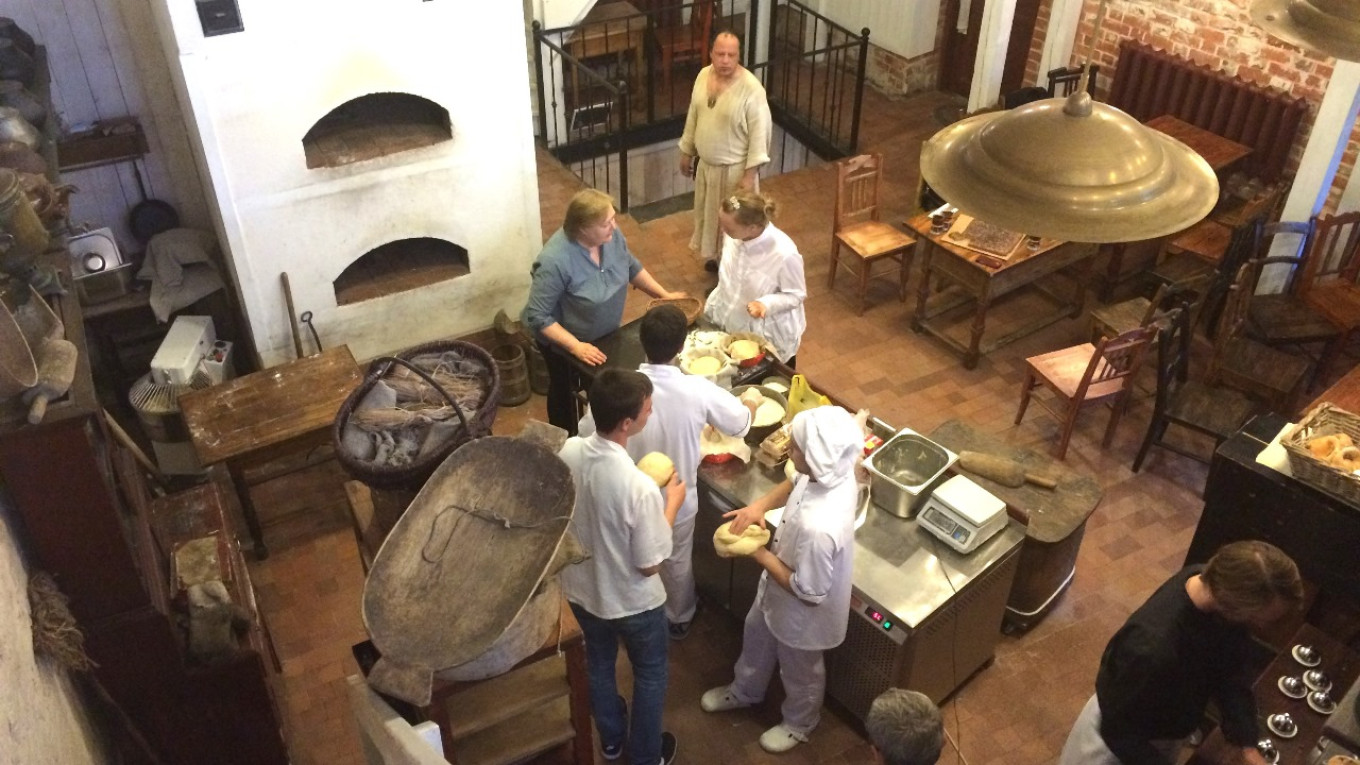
[958,450,1058,489]
[22,337,77,425]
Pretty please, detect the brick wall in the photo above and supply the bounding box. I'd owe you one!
[862,2,955,98]
[1049,0,1353,212]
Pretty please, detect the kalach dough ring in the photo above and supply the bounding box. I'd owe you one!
[1309,435,1340,459]
[713,521,771,558]
[636,452,675,487]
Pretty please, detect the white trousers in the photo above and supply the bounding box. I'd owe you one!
[1059,694,1182,765]
[729,595,825,737]
[660,514,697,624]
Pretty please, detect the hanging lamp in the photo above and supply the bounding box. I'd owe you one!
[1251,0,1360,62]
[918,0,1218,243]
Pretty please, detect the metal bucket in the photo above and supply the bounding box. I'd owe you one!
[863,429,957,518]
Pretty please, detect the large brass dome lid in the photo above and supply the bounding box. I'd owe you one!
[919,91,1219,243]
[1251,0,1360,62]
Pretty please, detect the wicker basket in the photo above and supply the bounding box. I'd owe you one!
[1282,402,1360,505]
[332,340,501,491]
[647,296,704,325]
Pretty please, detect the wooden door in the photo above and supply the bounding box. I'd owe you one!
[941,0,1045,98]
[1001,0,1043,93]
[940,0,982,98]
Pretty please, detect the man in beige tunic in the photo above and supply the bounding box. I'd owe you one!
[679,31,772,271]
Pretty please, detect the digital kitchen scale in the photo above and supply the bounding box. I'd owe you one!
[918,475,1007,554]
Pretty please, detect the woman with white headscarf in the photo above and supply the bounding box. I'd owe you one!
[699,406,862,754]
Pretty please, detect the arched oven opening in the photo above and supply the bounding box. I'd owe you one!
[303,92,452,169]
[333,237,469,306]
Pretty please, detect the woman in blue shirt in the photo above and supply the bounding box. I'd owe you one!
[523,189,684,433]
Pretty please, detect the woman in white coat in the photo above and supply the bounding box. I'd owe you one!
[702,189,807,366]
[699,405,862,753]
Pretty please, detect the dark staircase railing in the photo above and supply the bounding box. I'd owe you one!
[532,0,870,212]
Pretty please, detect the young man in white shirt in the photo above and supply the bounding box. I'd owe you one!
[558,369,685,765]
[579,305,756,639]
[700,405,862,753]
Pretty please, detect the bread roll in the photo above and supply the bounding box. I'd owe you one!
[729,339,761,361]
[688,356,722,376]
[1309,435,1341,459]
[712,521,771,558]
[636,452,674,487]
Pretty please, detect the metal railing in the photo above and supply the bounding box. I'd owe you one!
[531,0,870,210]
[754,1,868,159]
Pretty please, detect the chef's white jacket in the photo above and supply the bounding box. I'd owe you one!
[579,363,752,524]
[758,473,856,651]
[557,434,672,619]
[703,223,807,363]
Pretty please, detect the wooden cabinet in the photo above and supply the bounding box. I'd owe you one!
[0,280,286,764]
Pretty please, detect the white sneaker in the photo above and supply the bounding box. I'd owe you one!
[700,685,750,713]
[758,724,807,753]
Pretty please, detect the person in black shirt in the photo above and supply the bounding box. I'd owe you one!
[1059,540,1302,765]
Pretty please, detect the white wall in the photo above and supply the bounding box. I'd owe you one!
[0,493,108,764]
[0,0,211,255]
[150,0,543,366]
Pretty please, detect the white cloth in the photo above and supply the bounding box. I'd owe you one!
[730,595,826,737]
[578,363,751,624]
[557,435,672,619]
[757,472,856,651]
[703,223,808,363]
[790,407,862,488]
[135,228,226,322]
[1059,694,1183,765]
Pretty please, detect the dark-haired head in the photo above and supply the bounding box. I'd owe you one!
[640,305,688,363]
[589,369,653,434]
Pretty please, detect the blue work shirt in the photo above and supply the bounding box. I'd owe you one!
[521,227,643,344]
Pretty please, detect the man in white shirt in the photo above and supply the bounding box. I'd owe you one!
[559,369,685,765]
[699,405,862,753]
[579,305,756,639]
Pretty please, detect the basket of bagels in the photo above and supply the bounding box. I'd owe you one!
[1283,403,1360,504]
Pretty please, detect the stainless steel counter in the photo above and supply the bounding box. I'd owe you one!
[698,441,1025,629]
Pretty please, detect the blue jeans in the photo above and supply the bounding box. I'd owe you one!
[569,602,669,765]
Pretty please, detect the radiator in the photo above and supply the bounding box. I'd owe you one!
[1107,40,1309,183]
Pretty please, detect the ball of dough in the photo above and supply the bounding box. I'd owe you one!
[688,356,722,376]
[636,452,675,487]
[713,521,771,558]
[729,339,761,361]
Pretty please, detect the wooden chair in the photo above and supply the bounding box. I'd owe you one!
[1047,65,1099,98]
[828,153,916,315]
[1194,218,1265,338]
[1151,184,1282,289]
[1088,274,1209,344]
[1015,325,1156,460]
[1298,211,1360,383]
[1133,306,1257,472]
[656,0,715,97]
[1207,261,1310,413]
[1245,221,1339,388]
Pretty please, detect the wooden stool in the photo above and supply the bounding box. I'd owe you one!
[929,420,1103,632]
[354,598,592,765]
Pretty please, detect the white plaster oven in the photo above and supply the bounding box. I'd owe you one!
[150,0,542,366]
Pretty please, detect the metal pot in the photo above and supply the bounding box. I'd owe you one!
[0,81,45,128]
[731,384,789,445]
[863,429,958,518]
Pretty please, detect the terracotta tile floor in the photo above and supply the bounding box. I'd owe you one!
[245,86,1345,765]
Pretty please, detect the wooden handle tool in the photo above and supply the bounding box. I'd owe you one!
[23,337,77,424]
[958,451,1058,490]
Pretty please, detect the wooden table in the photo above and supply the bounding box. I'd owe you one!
[179,346,363,558]
[565,1,645,112]
[1309,359,1360,415]
[906,213,1098,369]
[1147,115,1253,173]
[929,420,1103,633]
[1189,623,1359,765]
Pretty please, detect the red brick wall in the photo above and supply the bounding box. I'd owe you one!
[1050,0,1353,212]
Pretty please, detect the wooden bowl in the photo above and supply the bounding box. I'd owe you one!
[648,296,704,326]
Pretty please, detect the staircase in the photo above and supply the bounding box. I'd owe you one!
[433,656,577,765]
